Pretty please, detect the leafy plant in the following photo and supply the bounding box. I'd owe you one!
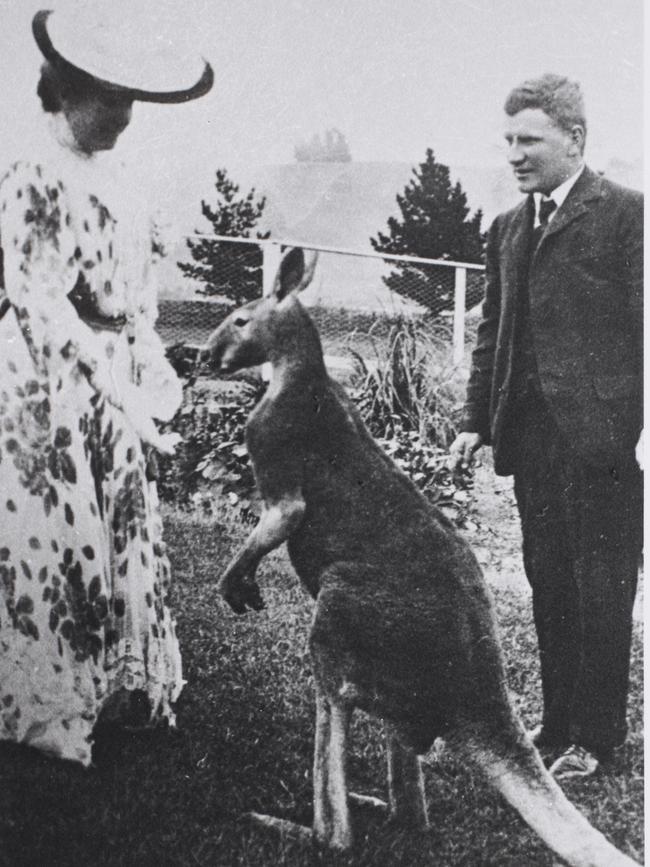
[349,316,460,442]
[157,379,264,521]
[377,428,473,524]
[349,317,473,524]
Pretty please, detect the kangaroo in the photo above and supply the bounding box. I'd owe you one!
[202,247,638,867]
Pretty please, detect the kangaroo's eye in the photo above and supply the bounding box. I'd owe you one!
[233,316,248,327]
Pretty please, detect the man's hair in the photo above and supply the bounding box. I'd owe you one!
[504,74,587,140]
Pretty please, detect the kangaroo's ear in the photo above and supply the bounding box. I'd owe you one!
[273,247,318,300]
[274,247,305,300]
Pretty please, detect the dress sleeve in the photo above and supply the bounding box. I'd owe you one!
[0,161,122,405]
[125,215,183,422]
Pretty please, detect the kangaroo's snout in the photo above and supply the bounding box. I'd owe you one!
[201,318,238,374]
[198,345,213,367]
[199,338,223,373]
[202,317,262,376]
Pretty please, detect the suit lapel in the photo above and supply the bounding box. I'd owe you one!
[540,166,603,243]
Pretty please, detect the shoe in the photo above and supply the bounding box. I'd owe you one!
[527,724,568,766]
[549,744,600,780]
[527,724,567,749]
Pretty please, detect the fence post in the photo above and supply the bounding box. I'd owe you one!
[452,266,467,366]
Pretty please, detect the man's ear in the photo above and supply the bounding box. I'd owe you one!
[568,124,585,156]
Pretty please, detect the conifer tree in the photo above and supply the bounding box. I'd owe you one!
[370,149,485,313]
[178,168,270,305]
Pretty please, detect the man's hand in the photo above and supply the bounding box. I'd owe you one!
[448,432,484,471]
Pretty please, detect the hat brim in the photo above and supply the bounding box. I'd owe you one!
[33,10,213,104]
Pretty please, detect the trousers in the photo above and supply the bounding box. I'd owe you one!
[510,392,642,755]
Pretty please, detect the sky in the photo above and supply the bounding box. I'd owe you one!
[0,0,644,222]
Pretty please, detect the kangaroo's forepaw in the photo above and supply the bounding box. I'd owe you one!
[221,578,265,615]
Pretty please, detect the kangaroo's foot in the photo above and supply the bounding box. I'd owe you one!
[246,810,356,851]
[244,812,314,843]
[349,792,431,831]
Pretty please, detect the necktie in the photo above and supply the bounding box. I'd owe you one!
[531,197,557,252]
[538,197,557,227]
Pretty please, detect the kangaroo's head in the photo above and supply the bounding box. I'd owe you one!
[202,246,318,375]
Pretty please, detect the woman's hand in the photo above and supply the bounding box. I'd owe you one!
[120,385,182,454]
[153,432,182,456]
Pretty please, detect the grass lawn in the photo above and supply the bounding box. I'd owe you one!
[0,507,643,866]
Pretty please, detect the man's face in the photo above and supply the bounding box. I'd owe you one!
[503,108,583,195]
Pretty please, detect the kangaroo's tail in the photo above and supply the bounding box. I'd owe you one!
[450,724,639,867]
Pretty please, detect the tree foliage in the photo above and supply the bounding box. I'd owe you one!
[294,128,351,163]
[370,149,485,313]
[178,168,270,305]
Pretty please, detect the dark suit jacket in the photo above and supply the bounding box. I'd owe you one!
[461,166,643,475]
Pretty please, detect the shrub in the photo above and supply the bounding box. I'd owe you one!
[376,428,473,524]
[349,317,473,524]
[157,377,264,521]
[348,315,462,440]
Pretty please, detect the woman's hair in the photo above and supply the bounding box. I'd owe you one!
[36,61,97,114]
[504,74,587,141]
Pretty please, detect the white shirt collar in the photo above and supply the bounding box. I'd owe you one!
[534,163,585,226]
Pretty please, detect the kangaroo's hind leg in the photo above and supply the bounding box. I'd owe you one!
[243,684,352,849]
[246,684,353,850]
[312,685,354,849]
[386,726,429,830]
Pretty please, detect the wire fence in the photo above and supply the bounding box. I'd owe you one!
[158,235,485,373]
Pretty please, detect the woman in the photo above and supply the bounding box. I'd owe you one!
[0,9,213,764]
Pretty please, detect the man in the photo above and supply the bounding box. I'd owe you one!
[449,74,643,780]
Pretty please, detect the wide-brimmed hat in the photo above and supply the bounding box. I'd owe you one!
[33,8,213,103]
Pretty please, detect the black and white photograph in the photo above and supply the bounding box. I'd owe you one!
[0,1,643,864]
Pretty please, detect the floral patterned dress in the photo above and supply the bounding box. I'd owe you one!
[0,121,184,765]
